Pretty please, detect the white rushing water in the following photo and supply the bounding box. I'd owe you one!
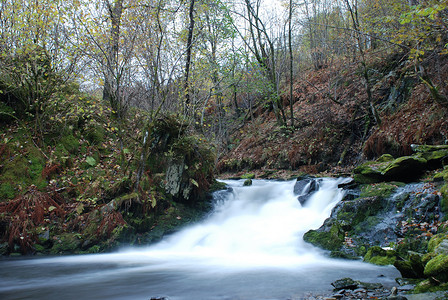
[0,178,400,300]
[127,178,344,268]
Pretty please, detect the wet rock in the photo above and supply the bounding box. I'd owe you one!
[358,281,383,290]
[331,278,359,290]
[386,296,408,300]
[294,178,320,205]
[341,189,360,201]
[243,179,252,186]
[394,260,420,279]
[330,289,345,299]
[338,178,357,189]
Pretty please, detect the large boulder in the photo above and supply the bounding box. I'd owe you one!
[354,145,448,184]
[354,155,427,183]
[424,254,448,283]
[412,144,448,169]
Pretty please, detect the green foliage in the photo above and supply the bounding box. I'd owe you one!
[241,173,255,179]
[85,156,97,167]
[0,183,15,200]
[60,135,80,154]
[0,143,46,200]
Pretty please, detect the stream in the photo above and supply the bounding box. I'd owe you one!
[0,179,400,300]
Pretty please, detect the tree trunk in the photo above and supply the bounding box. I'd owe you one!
[103,0,124,118]
[184,0,195,112]
[288,0,294,127]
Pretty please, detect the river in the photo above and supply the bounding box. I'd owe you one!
[0,179,400,299]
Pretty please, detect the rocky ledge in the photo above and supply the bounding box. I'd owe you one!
[303,145,448,295]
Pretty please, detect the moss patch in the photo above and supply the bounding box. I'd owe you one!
[60,134,80,154]
[360,182,399,199]
[303,225,344,252]
[364,246,397,265]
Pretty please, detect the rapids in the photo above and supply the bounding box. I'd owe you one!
[0,179,400,300]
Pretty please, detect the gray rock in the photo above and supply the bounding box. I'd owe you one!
[294,178,320,205]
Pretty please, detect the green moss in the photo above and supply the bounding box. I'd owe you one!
[241,173,255,179]
[303,225,344,251]
[423,252,438,265]
[376,154,394,162]
[243,179,252,186]
[337,196,385,231]
[441,184,448,214]
[424,254,448,282]
[209,180,227,193]
[353,162,384,184]
[60,134,80,154]
[50,233,82,254]
[0,182,16,200]
[364,246,397,265]
[413,279,448,293]
[85,124,105,145]
[360,182,398,198]
[433,168,448,182]
[428,234,448,252]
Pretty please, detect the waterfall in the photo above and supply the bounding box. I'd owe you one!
[132,178,346,268]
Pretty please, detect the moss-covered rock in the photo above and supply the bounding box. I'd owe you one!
[353,161,385,184]
[395,260,420,278]
[364,246,397,265]
[428,234,448,253]
[382,156,427,181]
[412,145,448,169]
[303,224,344,251]
[337,196,385,231]
[243,179,252,186]
[360,182,400,198]
[376,154,395,162]
[424,254,448,283]
[353,147,447,183]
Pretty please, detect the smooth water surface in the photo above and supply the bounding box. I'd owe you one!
[0,179,400,300]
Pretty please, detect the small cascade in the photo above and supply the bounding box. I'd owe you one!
[138,178,347,268]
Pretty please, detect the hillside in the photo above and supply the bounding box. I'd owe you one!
[217,51,448,178]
